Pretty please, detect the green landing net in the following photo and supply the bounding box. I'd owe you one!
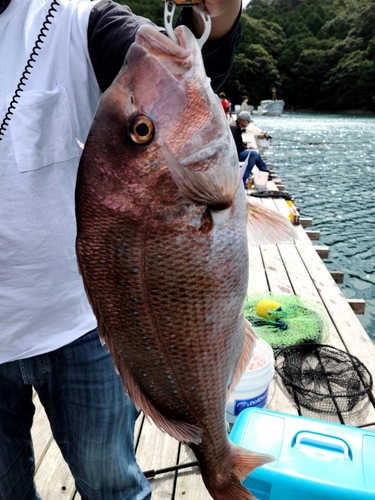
[244,293,330,350]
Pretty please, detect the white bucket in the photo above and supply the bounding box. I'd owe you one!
[226,339,274,424]
[253,170,269,190]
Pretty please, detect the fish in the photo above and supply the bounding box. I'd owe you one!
[75,24,295,500]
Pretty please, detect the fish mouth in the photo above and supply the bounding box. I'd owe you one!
[134,25,199,78]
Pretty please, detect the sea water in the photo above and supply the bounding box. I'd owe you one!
[252,113,375,342]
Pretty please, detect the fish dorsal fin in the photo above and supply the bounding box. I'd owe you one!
[227,319,257,397]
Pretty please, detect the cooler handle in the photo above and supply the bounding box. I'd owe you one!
[294,432,350,460]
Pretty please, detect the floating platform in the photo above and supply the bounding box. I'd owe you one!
[32,162,375,500]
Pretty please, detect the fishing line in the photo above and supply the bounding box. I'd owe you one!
[0,0,60,140]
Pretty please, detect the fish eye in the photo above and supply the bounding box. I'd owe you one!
[129,115,154,144]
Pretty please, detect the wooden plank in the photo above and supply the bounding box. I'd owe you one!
[300,217,313,228]
[32,395,77,500]
[136,417,180,500]
[267,374,299,416]
[306,230,320,241]
[259,195,279,213]
[248,244,269,294]
[314,245,329,258]
[249,195,306,247]
[296,244,375,403]
[266,180,279,191]
[174,445,211,500]
[277,244,345,351]
[34,439,76,500]
[31,394,53,471]
[260,244,293,295]
[330,271,344,284]
[348,299,366,314]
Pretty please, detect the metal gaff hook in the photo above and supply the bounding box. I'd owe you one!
[164,0,212,49]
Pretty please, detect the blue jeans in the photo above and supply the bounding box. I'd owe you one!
[0,329,151,500]
[239,149,269,186]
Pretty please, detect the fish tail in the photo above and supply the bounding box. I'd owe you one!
[247,198,298,245]
[205,444,274,500]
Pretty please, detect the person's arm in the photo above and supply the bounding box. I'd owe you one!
[229,124,244,156]
[88,0,241,93]
[87,1,158,92]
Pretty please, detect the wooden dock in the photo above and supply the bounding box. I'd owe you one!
[32,173,375,500]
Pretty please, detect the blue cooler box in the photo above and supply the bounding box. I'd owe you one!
[229,408,375,500]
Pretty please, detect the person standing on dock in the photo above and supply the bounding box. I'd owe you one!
[219,91,231,118]
[229,110,269,186]
[240,95,250,112]
[0,1,242,499]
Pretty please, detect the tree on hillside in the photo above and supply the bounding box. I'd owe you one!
[117,0,164,26]
[323,51,375,110]
[240,15,286,59]
[114,0,374,111]
[290,49,330,107]
[243,0,375,111]
[221,45,281,106]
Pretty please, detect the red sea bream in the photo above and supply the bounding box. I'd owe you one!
[75,24,294,500]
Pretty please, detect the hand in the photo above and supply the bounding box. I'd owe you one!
[192,0,242,42]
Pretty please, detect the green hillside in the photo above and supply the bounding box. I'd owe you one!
[119,0,375,112]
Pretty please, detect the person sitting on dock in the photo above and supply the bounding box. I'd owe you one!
[229,111,269,186]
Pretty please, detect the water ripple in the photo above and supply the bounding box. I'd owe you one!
[255,113,375,341]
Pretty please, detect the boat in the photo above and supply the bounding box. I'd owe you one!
[258,99,285,116]
[252,107,268,116]
[257,87,285,116]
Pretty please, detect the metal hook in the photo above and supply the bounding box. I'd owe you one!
[164,0,212,49]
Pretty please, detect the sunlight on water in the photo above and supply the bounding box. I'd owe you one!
[253,113,375,342]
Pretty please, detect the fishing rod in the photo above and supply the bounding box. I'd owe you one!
[143,461,199,478]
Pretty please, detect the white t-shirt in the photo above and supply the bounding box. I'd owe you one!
[0,0,101,363]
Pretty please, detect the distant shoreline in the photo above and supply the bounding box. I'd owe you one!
[283,108,375,116]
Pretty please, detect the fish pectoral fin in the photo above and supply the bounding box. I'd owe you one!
[227,319,256,397]
[247,198,298,245]
[162,142,240,207]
